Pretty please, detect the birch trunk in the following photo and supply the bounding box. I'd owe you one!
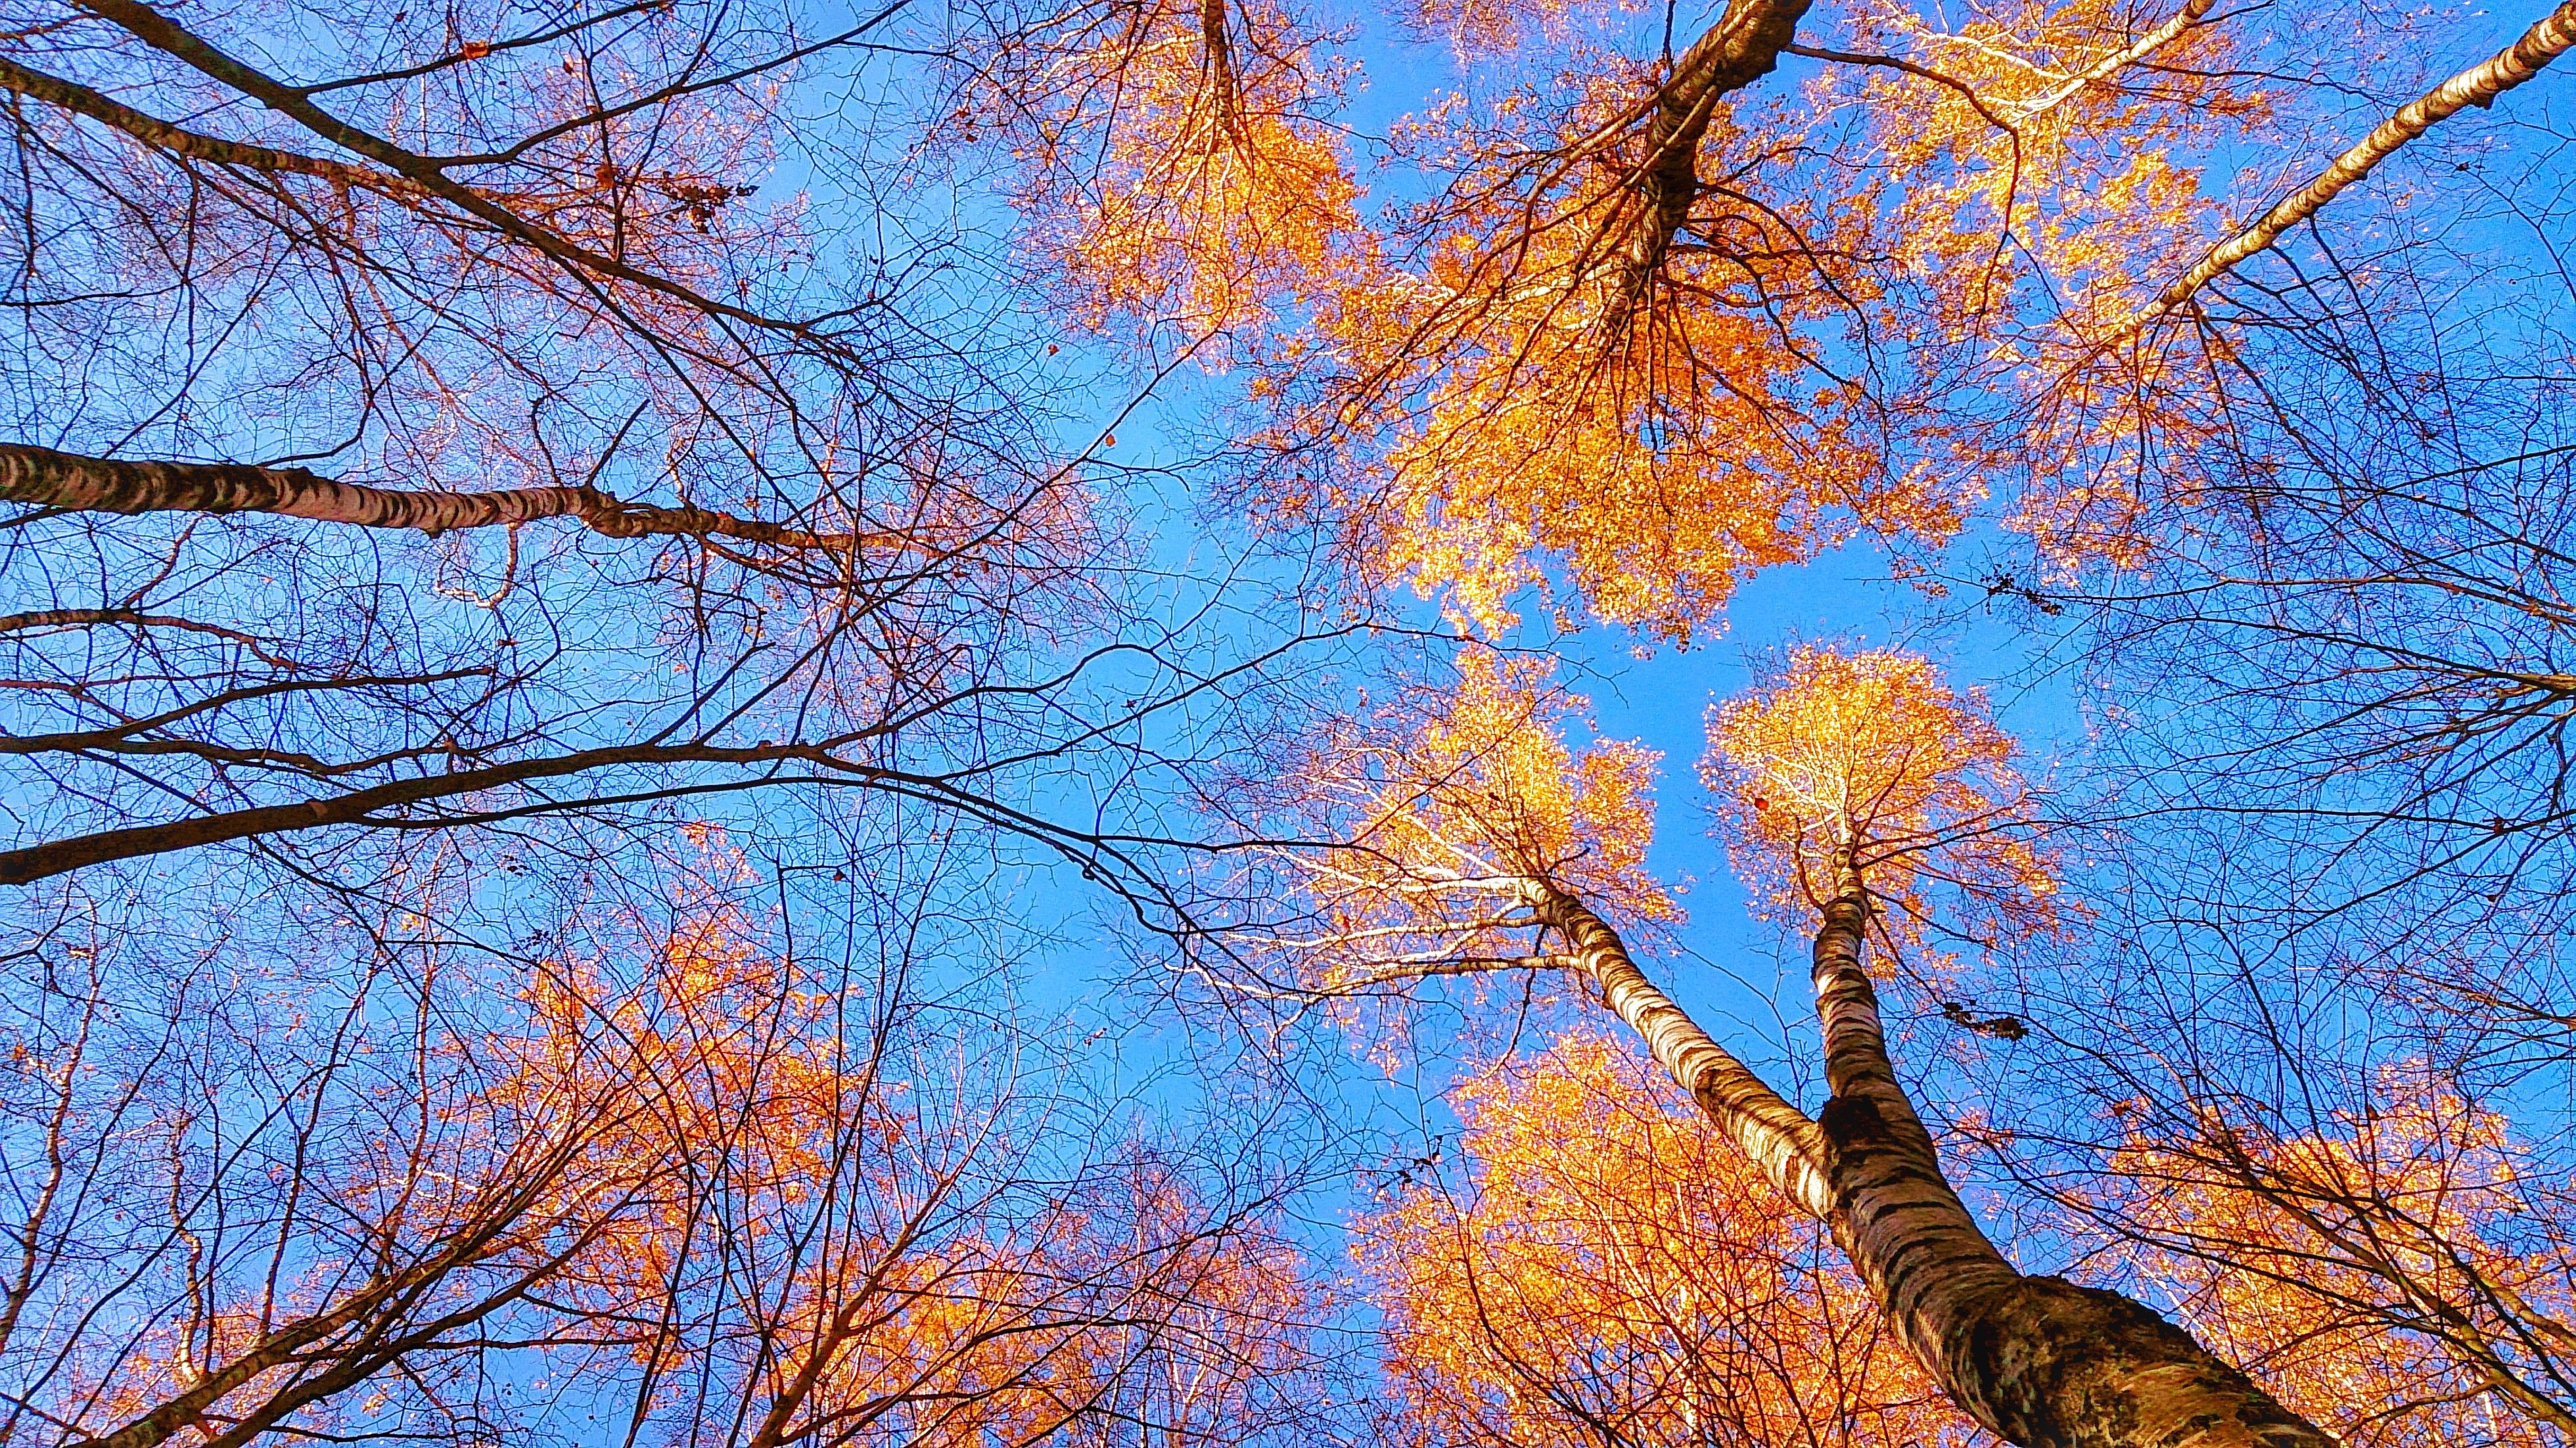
[1803,867,2332,1446]
[0,443,871,550]
[2163,0,2576,304]
[1527,874,2335,1447]
[1523,882,1832,1218]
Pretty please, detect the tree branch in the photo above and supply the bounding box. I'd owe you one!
[0,739,856,885]
[0,55,428,196]
[66,0,812,332]
[2019,0,2219,118]
[2161,0,2576,305]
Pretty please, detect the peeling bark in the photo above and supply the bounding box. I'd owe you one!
[0,443,885,551]
[2162,0,2576,305]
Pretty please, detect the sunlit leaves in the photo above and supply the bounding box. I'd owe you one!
[2100,1077,2576,1445]
[494,855,1327,1447]
[1703,645,2063,955]
[1355,1032,1965,1448]
[1279,64,1972,639]
[1259,650,1673,996]
[984,0,1359,341]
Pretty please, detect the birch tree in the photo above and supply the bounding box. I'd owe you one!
[1219,647,2322,1444]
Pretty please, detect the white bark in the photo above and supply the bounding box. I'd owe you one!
[1523,883,1833,1218]
[0,443,872,551]
[2163,0,2576,305]
[1525,870,2336,1447]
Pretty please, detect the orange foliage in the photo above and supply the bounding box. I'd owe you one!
[1703,645,2064,957]
[991,0,1358,339]
[967,0,2286,623]
[1269,650,1673,995]
[496,867,1321,1446]
[1288,69,1971,639]
[1797,0,2278,577]
[731,1162,1324,1447]
[1355,1032,1969,1447]
[2103,1081,2576,1445]
[939,0,2320,622]
[1831,0,2268,332]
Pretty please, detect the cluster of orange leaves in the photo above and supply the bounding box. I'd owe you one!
[1704,646,2067,961]
[1355,1031,1968,1448]
[1814,0,2276,577]
[2104,1079,2576,1446]
[1306,68,1969,639]
[1273,650,1672,995]
[993,0,1357,338]
[481,865,1318,1446]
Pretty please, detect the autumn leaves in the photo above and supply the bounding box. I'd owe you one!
[1707,646,2066,961]
[1263,639,2046,991]
[12,0,2565,1436]
[1358,1035,1963,1448]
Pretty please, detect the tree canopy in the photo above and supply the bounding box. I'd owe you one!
[5,0,2576,1443]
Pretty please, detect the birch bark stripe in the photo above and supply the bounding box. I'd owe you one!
[1803,872,2333,1448]
[2017,0,2217,117]
[2162,0,2576,305]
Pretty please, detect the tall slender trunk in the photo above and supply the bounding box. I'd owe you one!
[1804,859,2330,1446]
[0,443,883,551]
[1523,882,1831,1218]
[1524,874,2334,1448]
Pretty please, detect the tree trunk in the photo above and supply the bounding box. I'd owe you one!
[1527,876,2336,1448]
[1804,866,2332,1446]
[1522,882,1831,1217]
[1606,0,1811,319]
[0,442,871,550]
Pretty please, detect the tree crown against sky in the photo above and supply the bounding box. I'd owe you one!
[5,0,2576,1443]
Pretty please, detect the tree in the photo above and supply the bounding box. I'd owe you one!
[1926,28,2576,1442]
[0,841,1335,1448]
[0,0,1302,912]
[1235,644,2324,1443]
[2092,1076,2576,1441]
[15,0,2576,1441]
[956,0,2576,1430]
